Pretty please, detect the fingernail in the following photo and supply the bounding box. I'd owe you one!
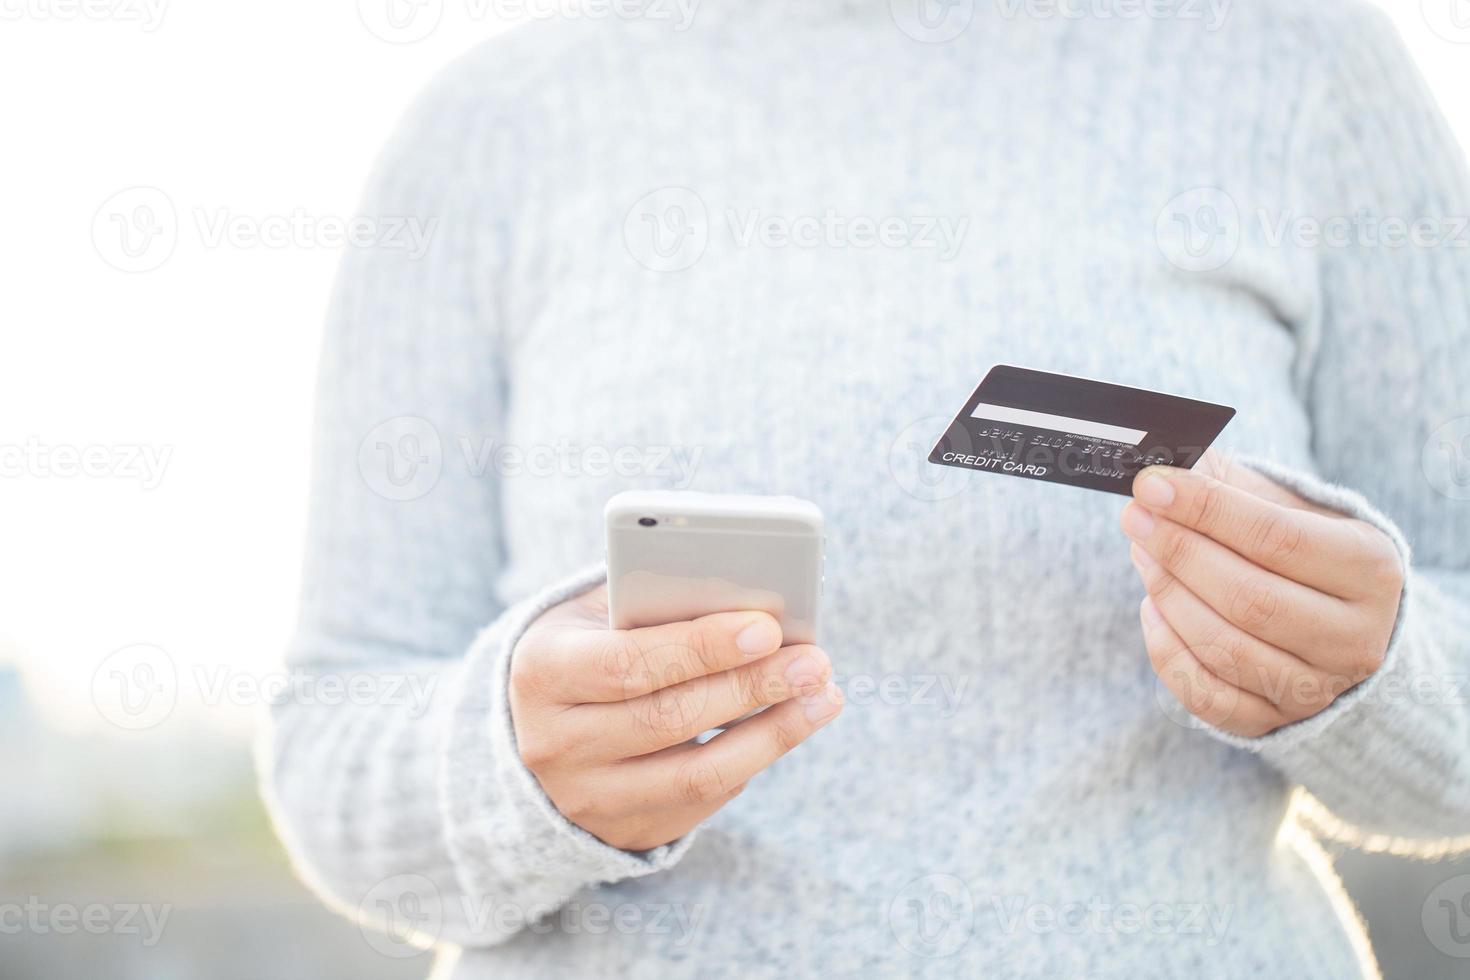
[1121,503,1156,542]
[1140,596,1165,631]
[783,648,830,694]
[801,681,843,724]
[736,618,781,657]
[1135,474,1175,509]
[1129,543,1159,574]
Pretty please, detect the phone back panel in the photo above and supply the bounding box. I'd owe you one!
[605,492,823,645]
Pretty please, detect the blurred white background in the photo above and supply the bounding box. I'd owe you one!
[0,2,1466,978]
[1,0,1465,734]
[0,6,516,736]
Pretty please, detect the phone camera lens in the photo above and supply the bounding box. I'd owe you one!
[638,517,658,527]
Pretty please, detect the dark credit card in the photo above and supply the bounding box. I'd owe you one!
[928,365,1236,495]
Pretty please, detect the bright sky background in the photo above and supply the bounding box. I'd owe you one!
[1,0,1466,734]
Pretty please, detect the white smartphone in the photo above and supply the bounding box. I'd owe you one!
[605,491,824,644]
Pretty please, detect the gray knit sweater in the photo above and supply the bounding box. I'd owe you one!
[260,2,1470,976]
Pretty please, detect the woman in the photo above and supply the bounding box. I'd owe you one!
[262,1,1470,976]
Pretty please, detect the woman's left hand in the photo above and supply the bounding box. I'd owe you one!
[1120,452,1405,737]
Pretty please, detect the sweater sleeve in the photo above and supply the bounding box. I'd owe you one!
[1200,7,1470,843]
[256,48,692,952]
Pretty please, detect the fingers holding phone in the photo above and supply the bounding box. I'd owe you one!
[508,585,843,853]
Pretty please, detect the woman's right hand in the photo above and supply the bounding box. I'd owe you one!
[508,584,843,852]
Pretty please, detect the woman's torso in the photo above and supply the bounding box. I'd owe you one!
[456,4,1366,976]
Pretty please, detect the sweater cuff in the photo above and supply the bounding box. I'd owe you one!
[1195,458,1442,790]
[441,563,696,910]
